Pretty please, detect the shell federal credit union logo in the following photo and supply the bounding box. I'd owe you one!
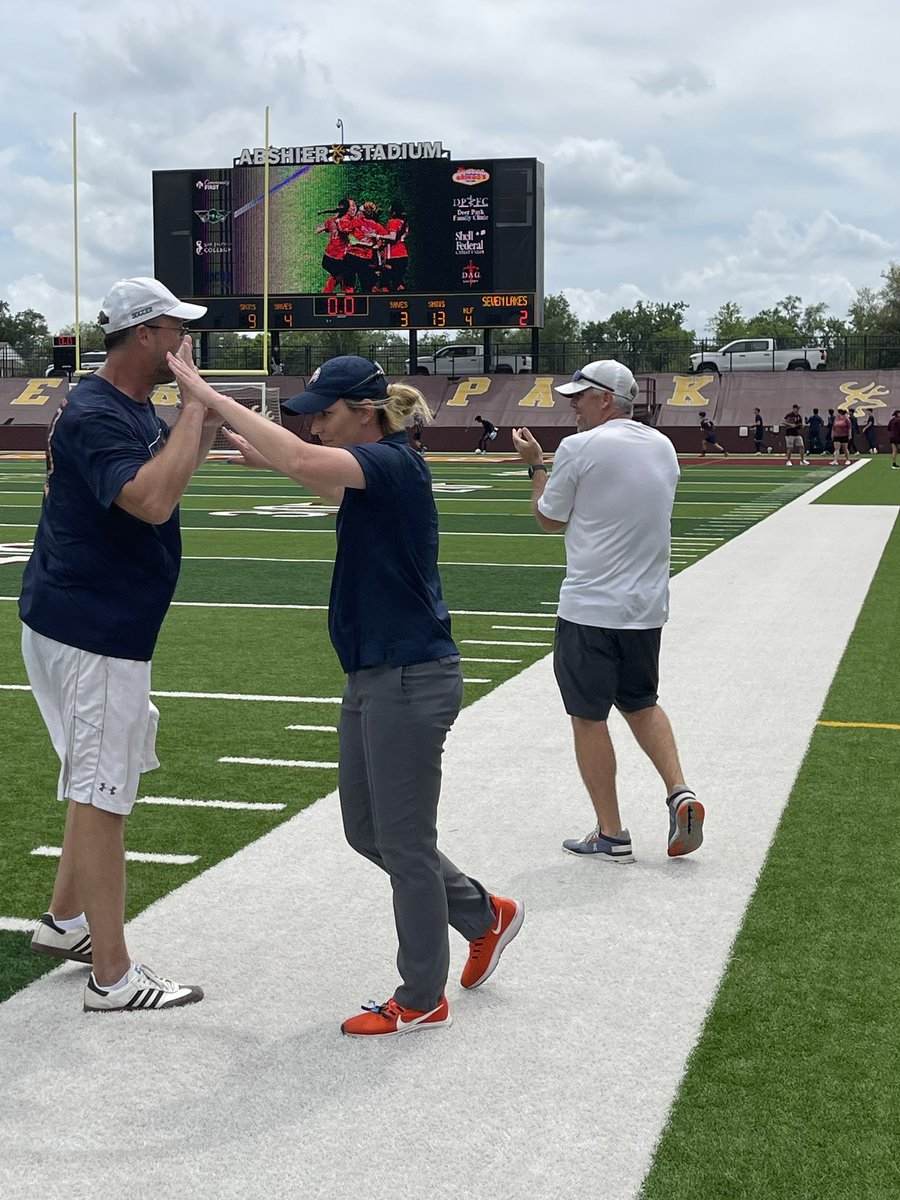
[452,168,491,185]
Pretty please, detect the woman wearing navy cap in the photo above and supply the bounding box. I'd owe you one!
[167,352,524,1037]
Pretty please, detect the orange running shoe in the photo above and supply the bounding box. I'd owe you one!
[460,895,525,990]
[341,994,451,1037]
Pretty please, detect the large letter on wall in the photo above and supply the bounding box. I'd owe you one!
[517,378,557,408]
[446,378,491,407]
[10,378,65,405]
[667,375,714,407]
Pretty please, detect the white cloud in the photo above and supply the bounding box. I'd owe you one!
[2,0,900,334]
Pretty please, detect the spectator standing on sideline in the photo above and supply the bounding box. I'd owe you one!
[782,404,809,466]
[698,411,728,457]
[166,353,524,1038]
[806,408,825,455]
[863,411,878,453]
[830,407,852,466]
[824,408,836,457]
[847,409,861,456]
[474,415,498,454]
[21,277,215,1014]
[888,410,900,468]
[752,407,767,454]
[512,360,704,864]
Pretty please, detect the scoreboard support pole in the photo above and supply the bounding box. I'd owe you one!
[408,329,418,374]
[483,328,492,373]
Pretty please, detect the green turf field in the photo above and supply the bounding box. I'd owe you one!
[1,453,897,1195]
[641,459,900,1200]
[0,454,830,1003]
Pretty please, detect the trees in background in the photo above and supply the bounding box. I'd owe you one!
[3,261,900,360]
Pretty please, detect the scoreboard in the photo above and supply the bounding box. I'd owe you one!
[192,292,536,331]
[152,151,543,330]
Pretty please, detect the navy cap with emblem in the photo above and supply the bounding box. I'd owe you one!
[282,356,389,415]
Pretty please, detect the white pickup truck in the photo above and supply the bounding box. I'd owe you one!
[406,344,532,376]
[689,338,827,373]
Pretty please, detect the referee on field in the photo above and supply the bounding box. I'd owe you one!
[512,360,704,863]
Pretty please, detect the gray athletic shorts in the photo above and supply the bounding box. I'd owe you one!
[553,618,661,721]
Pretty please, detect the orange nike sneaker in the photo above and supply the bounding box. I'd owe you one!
[341,994,451,1037]
[460,894,525,990]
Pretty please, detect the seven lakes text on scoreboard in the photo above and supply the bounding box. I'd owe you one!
[152,149,544,330]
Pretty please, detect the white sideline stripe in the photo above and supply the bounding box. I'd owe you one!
[0,918,34,933]
[30,846,198,865]
[461,638,552,647]
[285,724,338,732]
[219,756,339,769]
[138,797,286,812]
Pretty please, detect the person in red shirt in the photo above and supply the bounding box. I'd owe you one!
[316,197,356,294]
[781,404,808,466]
[830,407,852,466]
[380,200,410,292]
[888,409,900,469]
[344,201,389,293]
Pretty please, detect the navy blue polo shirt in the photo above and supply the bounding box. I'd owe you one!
[329,431,457,673]
[19,375,181,661]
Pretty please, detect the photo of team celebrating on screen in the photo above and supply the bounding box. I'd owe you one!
[315,197,409,294]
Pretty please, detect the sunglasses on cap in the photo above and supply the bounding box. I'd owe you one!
[343,364,386,396]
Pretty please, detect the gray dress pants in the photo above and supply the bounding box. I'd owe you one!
[338,655,493,1010]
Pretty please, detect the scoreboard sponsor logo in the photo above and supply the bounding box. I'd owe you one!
[452,167,491,185]
[195,209,230,224]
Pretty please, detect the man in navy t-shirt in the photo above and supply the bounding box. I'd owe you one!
[21,277,220,1014]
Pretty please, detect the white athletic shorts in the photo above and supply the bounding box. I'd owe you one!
[21,625,160,816]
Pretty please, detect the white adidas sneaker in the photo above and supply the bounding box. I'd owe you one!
[31,912,92,964]
[84,963,203,1013]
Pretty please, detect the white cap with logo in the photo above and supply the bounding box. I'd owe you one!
[555,359,638,402]
[98,277,207,335]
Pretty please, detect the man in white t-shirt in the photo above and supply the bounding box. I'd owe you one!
[512,360,704,863]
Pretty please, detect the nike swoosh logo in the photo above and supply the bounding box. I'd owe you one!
[491,910,504,936]
[397,1004,442,1029]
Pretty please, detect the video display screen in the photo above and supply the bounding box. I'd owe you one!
[153,157,543,327]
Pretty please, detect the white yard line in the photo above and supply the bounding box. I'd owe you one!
[30,847,198,865]
[219,756,339,769]
[285,724,338,733]
[138,797,287,812]
[0,918,35,933]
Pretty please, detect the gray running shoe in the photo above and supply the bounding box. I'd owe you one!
[84,963,203,1013]
[562,826,635,863]
[31,912,92,964]
[667,788,705,857]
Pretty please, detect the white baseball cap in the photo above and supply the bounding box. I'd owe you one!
[555,359,638,402]
[98,277,207,335]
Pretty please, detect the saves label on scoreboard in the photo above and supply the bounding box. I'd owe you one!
[152,147,544,329]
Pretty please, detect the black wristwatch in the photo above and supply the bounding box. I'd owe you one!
[527,463,548,478]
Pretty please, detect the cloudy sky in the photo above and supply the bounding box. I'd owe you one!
[2,0,898,336]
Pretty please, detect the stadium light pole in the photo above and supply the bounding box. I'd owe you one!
[336,118,345,145]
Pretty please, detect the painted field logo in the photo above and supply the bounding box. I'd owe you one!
[452,168,491,185]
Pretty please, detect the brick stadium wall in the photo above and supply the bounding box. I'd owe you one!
[2,371,897,453]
